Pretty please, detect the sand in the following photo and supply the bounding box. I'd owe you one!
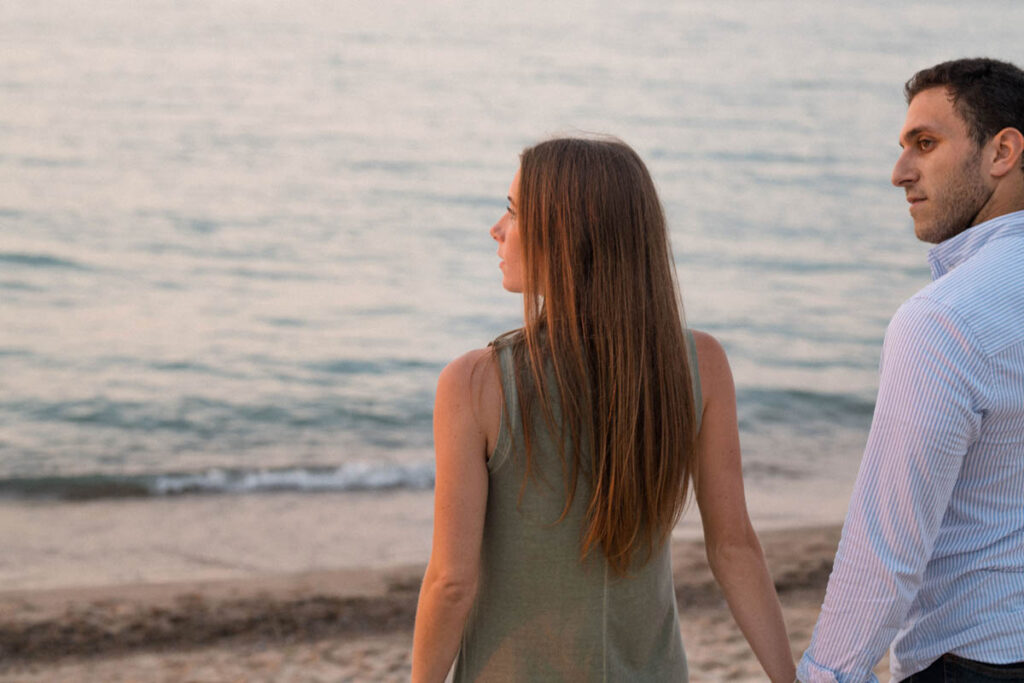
[0,491,437,592]
[0,481,889,680]
[0,477,855,590]
[0,520,889,682]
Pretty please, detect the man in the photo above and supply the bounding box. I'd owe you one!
[798,58,1024,682]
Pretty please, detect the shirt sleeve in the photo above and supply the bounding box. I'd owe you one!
[797,296,987,683]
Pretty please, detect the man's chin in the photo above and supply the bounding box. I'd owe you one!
[914,223,943,244]
[913,219,940,244]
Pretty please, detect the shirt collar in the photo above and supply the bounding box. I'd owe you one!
[928,209,1024,280]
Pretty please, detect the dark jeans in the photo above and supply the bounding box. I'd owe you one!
[904,653,1024,682]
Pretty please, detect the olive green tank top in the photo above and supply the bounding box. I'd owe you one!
[453,332,701,682]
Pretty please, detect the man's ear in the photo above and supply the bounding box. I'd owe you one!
[987,127,1024,178]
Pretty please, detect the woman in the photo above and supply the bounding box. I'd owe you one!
[412,138,795,681]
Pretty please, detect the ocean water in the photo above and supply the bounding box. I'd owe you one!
[2,0,1022,500]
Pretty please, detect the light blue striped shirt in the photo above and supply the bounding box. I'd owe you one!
[798,210,1024,682]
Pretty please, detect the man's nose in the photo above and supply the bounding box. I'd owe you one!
[892,151,915,187]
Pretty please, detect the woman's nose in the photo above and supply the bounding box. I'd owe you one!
[490,218,503,241]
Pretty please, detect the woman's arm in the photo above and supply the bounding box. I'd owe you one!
[692,331,796,682]
[411,349,493,683]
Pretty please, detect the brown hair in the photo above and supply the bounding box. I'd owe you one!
[905,57,1024,169]
[495,137,698,576]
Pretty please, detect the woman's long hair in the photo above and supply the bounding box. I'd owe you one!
[496,137,698,577]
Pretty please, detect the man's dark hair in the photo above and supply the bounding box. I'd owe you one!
[906,58,1024,161]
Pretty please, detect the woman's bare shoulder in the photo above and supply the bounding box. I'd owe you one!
[688,329,734,402]
[440,347,496,382]
[437,347,503,452]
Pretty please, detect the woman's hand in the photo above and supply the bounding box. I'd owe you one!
[692,331,797,683]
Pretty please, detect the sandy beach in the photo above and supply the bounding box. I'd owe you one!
[0,490,888,682]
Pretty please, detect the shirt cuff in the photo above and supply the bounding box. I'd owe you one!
[797,654,880,683]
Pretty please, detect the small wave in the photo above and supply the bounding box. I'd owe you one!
[150,360,216,373]
[264,317,308,328]
[18,156,86,168]
[0,252,87,270]
[737,387,874,431]
[370,188,495,209]
[350,305,416,316]
[734,256,875,274]
[310,358,440,376]
[0,462,436,501]
[0,280,43,291]
[350,159,426,173]
[18,396,431,434]
[741,460,807,479]
[191,265,323,283]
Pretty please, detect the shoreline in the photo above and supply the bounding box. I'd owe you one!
[0,525,892,681]
[0,483,881,680]
[0,525,837,658]
[0,475,854,591]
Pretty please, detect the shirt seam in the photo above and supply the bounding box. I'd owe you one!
[487,346,515,475]
[602,561,608,683]
[487,401,512,474]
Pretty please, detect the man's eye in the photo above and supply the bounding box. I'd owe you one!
[918,138,934,150]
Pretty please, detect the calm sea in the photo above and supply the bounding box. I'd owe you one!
[2,0,1021,499]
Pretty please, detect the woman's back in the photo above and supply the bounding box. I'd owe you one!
[411,137,794,683]
[454,339,697,681]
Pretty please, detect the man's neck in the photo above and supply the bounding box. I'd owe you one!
[973,176,1024,227]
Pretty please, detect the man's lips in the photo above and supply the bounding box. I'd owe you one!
[906,195,926,213]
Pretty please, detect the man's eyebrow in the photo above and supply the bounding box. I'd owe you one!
[899,126,931,147]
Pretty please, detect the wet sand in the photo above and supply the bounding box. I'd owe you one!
[0,524,889,682]
[0,477,855,590]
